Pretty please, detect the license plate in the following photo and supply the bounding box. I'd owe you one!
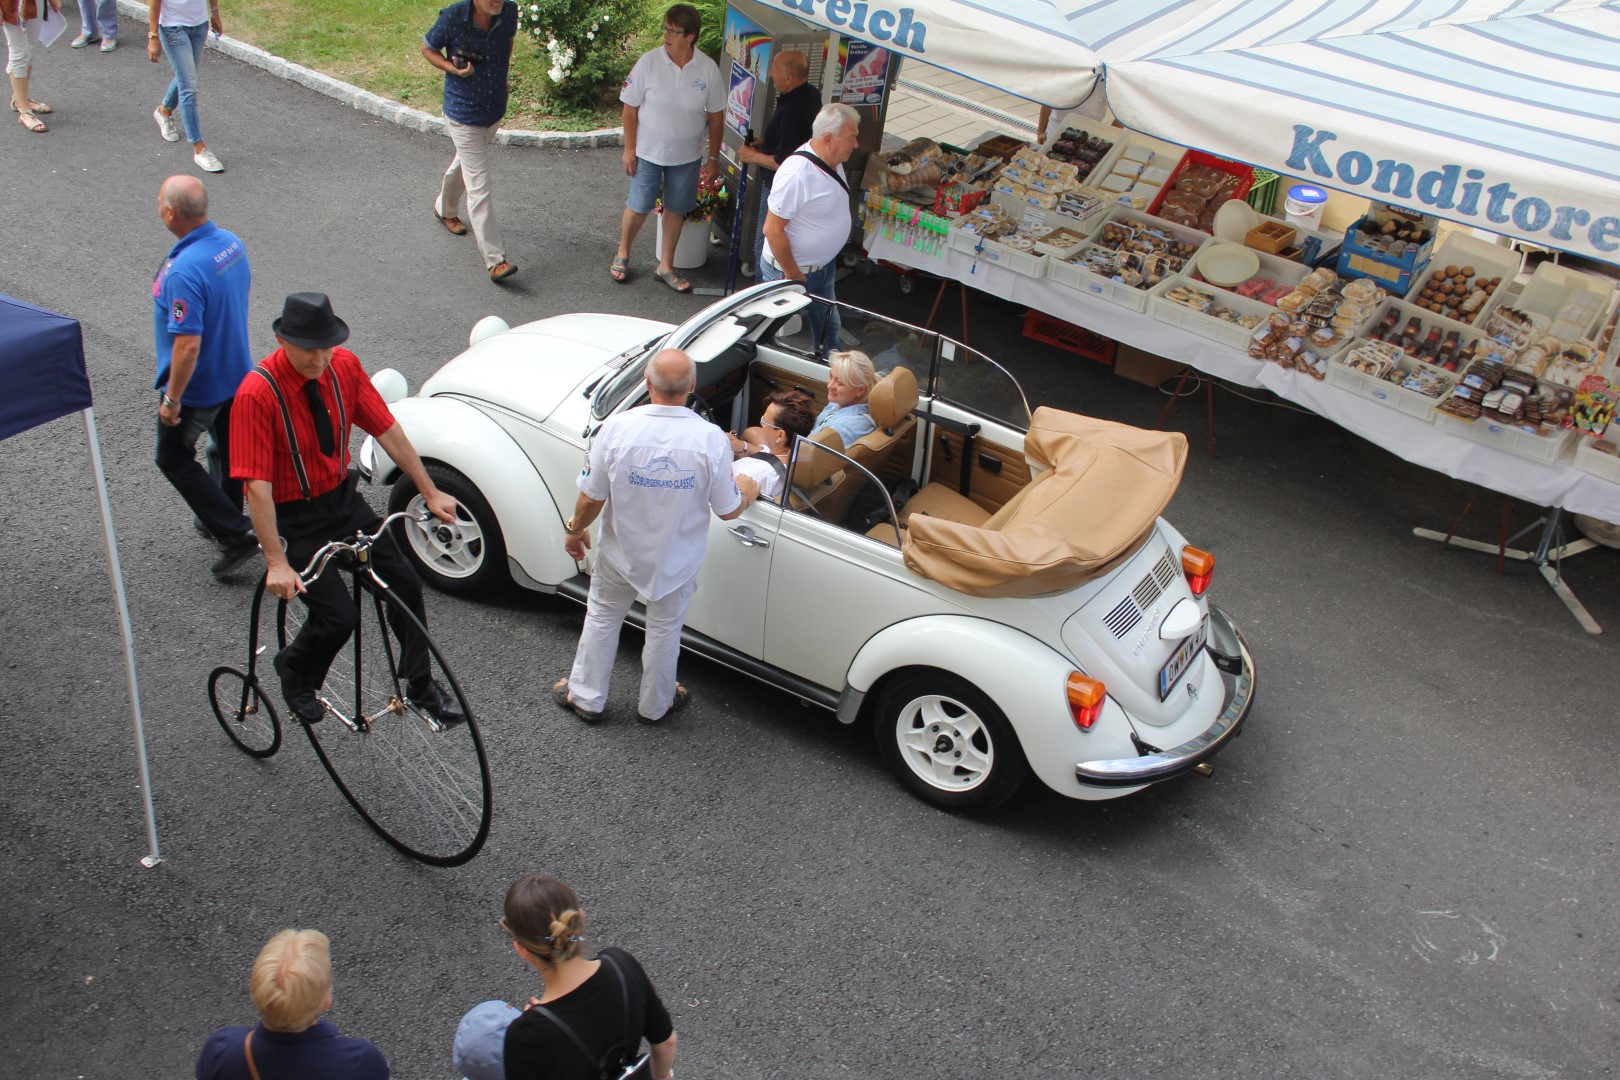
[1158,620,1208,701]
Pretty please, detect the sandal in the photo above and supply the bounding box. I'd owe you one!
[653,267,692,294]
[552,677,603,725]
[17,110,46,133]
[609,255,630,284]
[10,98,50,114]
[637,682,689,725]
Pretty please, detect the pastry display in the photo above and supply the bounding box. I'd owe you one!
[1156,163,1242,231]
[1413,265,1500,324]
[1075,215,1199,291]
[1046,127,1115,182]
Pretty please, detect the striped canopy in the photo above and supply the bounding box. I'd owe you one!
[778,0,1620,261]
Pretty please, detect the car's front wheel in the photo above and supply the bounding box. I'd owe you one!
[387,464,508,596]
[876,671,1028,811]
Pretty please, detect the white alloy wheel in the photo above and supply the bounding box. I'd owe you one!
[877,671,1028,811]
[401,495,485,580]
[387,464,508,596]
[896,692,995,793]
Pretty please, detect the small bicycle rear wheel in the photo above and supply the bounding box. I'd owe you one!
[278,573,491,866]
[208,665,281,758]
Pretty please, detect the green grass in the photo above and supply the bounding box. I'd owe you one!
[224,0,641,131]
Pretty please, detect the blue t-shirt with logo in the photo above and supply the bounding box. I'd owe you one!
[151,220,253,408]
[424,0,516,128]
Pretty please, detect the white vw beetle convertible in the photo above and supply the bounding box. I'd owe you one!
[360,282,1255,810]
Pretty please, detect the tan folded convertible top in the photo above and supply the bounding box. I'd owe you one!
[903,407,1188,598]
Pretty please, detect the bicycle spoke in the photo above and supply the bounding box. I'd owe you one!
[280,571,490,865]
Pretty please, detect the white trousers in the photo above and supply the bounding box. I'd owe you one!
[4,19,42,76]
[567,555,698,720]
[437,119,505,269]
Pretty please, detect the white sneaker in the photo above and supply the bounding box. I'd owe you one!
[99,37,117,52]
[194,148,224,173]
[154,107,180,142]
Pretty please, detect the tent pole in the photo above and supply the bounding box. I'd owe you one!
[81,407,163,867]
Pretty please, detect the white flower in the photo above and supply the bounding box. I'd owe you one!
[585,31,594,40]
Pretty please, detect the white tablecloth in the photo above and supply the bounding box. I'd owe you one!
[863,230,1620,522]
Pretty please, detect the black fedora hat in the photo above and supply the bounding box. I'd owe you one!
[272,292,350,349]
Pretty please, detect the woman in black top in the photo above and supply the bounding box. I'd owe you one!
[501,875,677,1080]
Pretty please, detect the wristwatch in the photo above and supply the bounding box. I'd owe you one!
[564,517,582,536]
[161,392,179,408]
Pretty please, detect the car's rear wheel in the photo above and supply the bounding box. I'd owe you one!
[387,464,508,596]
[876,670,1028,811]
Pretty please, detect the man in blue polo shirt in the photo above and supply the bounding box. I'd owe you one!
[423,0,518,283]
[152,174,257,578]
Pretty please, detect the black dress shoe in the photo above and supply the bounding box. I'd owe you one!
[273,651,325,725]
[407,678,465,726]
[211,533,260,577]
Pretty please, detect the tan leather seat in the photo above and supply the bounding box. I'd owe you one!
[785,427,846,513]
[817,367,920,523]
[868,472,1053,549]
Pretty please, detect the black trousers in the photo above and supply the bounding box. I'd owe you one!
[276,477,430,694]
[154,400,251,544]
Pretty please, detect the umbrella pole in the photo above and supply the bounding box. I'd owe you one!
[81,407,163,867]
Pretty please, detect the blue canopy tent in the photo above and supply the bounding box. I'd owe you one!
[1,294,162,867]
[783,0,1620,263]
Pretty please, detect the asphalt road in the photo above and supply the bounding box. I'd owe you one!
[2,24,1617,1080]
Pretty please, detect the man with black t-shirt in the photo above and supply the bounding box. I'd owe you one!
[230,292,464,728]
[735,49,819,277]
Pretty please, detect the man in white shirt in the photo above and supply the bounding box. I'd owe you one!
[554,349,757,724]
[761,102,861,358]
[728,388,818,503]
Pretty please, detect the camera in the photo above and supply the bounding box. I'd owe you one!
[450,44,485,67]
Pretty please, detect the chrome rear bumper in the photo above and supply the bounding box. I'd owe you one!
[1074,605,1255,787]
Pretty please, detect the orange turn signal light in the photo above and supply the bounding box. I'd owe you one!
[1066,673,1107,731]
[1182,546,1215,596]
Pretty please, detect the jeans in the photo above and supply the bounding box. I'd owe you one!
[159,22,207,144]
[77,0,118,40]
[154,400,251,543]
[760,257,840,358]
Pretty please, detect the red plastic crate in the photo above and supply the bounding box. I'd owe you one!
[1147,149,1256,218]
[1021,310,1117,365]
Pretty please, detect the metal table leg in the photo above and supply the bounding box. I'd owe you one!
[1414,505,1603,634]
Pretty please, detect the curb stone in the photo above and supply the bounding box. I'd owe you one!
[114,0,623,148]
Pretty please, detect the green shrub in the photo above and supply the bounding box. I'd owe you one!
[514,0,654,111]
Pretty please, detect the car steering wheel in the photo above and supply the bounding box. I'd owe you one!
[686,391,713,423]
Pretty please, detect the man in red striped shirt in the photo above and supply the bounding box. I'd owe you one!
[230,292,464,727]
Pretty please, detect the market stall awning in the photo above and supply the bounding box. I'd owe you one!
[1090,0,1620,263]
[789,0,1620,262]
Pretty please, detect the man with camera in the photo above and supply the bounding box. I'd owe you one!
[422,0,518,283]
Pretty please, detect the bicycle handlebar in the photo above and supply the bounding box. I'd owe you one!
[295,510,436,585]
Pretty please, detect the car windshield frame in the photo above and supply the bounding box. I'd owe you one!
[590,334,667,420]
[766,296,1032,432]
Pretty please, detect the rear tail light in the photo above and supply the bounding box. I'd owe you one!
[1066,673,1107,731]
[1182,546,1215,596]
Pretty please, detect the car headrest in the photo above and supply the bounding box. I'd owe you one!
[789,428,846,488]
[867,367,919,432]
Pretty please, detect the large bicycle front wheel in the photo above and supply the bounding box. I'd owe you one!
[278,574,492,866]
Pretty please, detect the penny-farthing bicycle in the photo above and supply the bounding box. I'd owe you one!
[207,511,492,866]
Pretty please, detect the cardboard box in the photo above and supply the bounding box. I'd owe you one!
[1115,344,1188,388]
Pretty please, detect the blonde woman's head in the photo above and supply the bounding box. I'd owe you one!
[827,350,877,406]
[250,930,333,1032]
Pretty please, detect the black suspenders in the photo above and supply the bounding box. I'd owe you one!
[250,364,349,501]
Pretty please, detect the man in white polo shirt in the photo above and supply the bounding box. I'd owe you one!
[761,102,860,358]
[612,3,726,294]
[553,349,758,725]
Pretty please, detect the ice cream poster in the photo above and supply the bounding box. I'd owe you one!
[723,7,771,80]
[726,61,755,140]
[839,40,889,105]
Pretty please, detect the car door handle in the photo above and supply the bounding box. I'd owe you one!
[728,525,770,548]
